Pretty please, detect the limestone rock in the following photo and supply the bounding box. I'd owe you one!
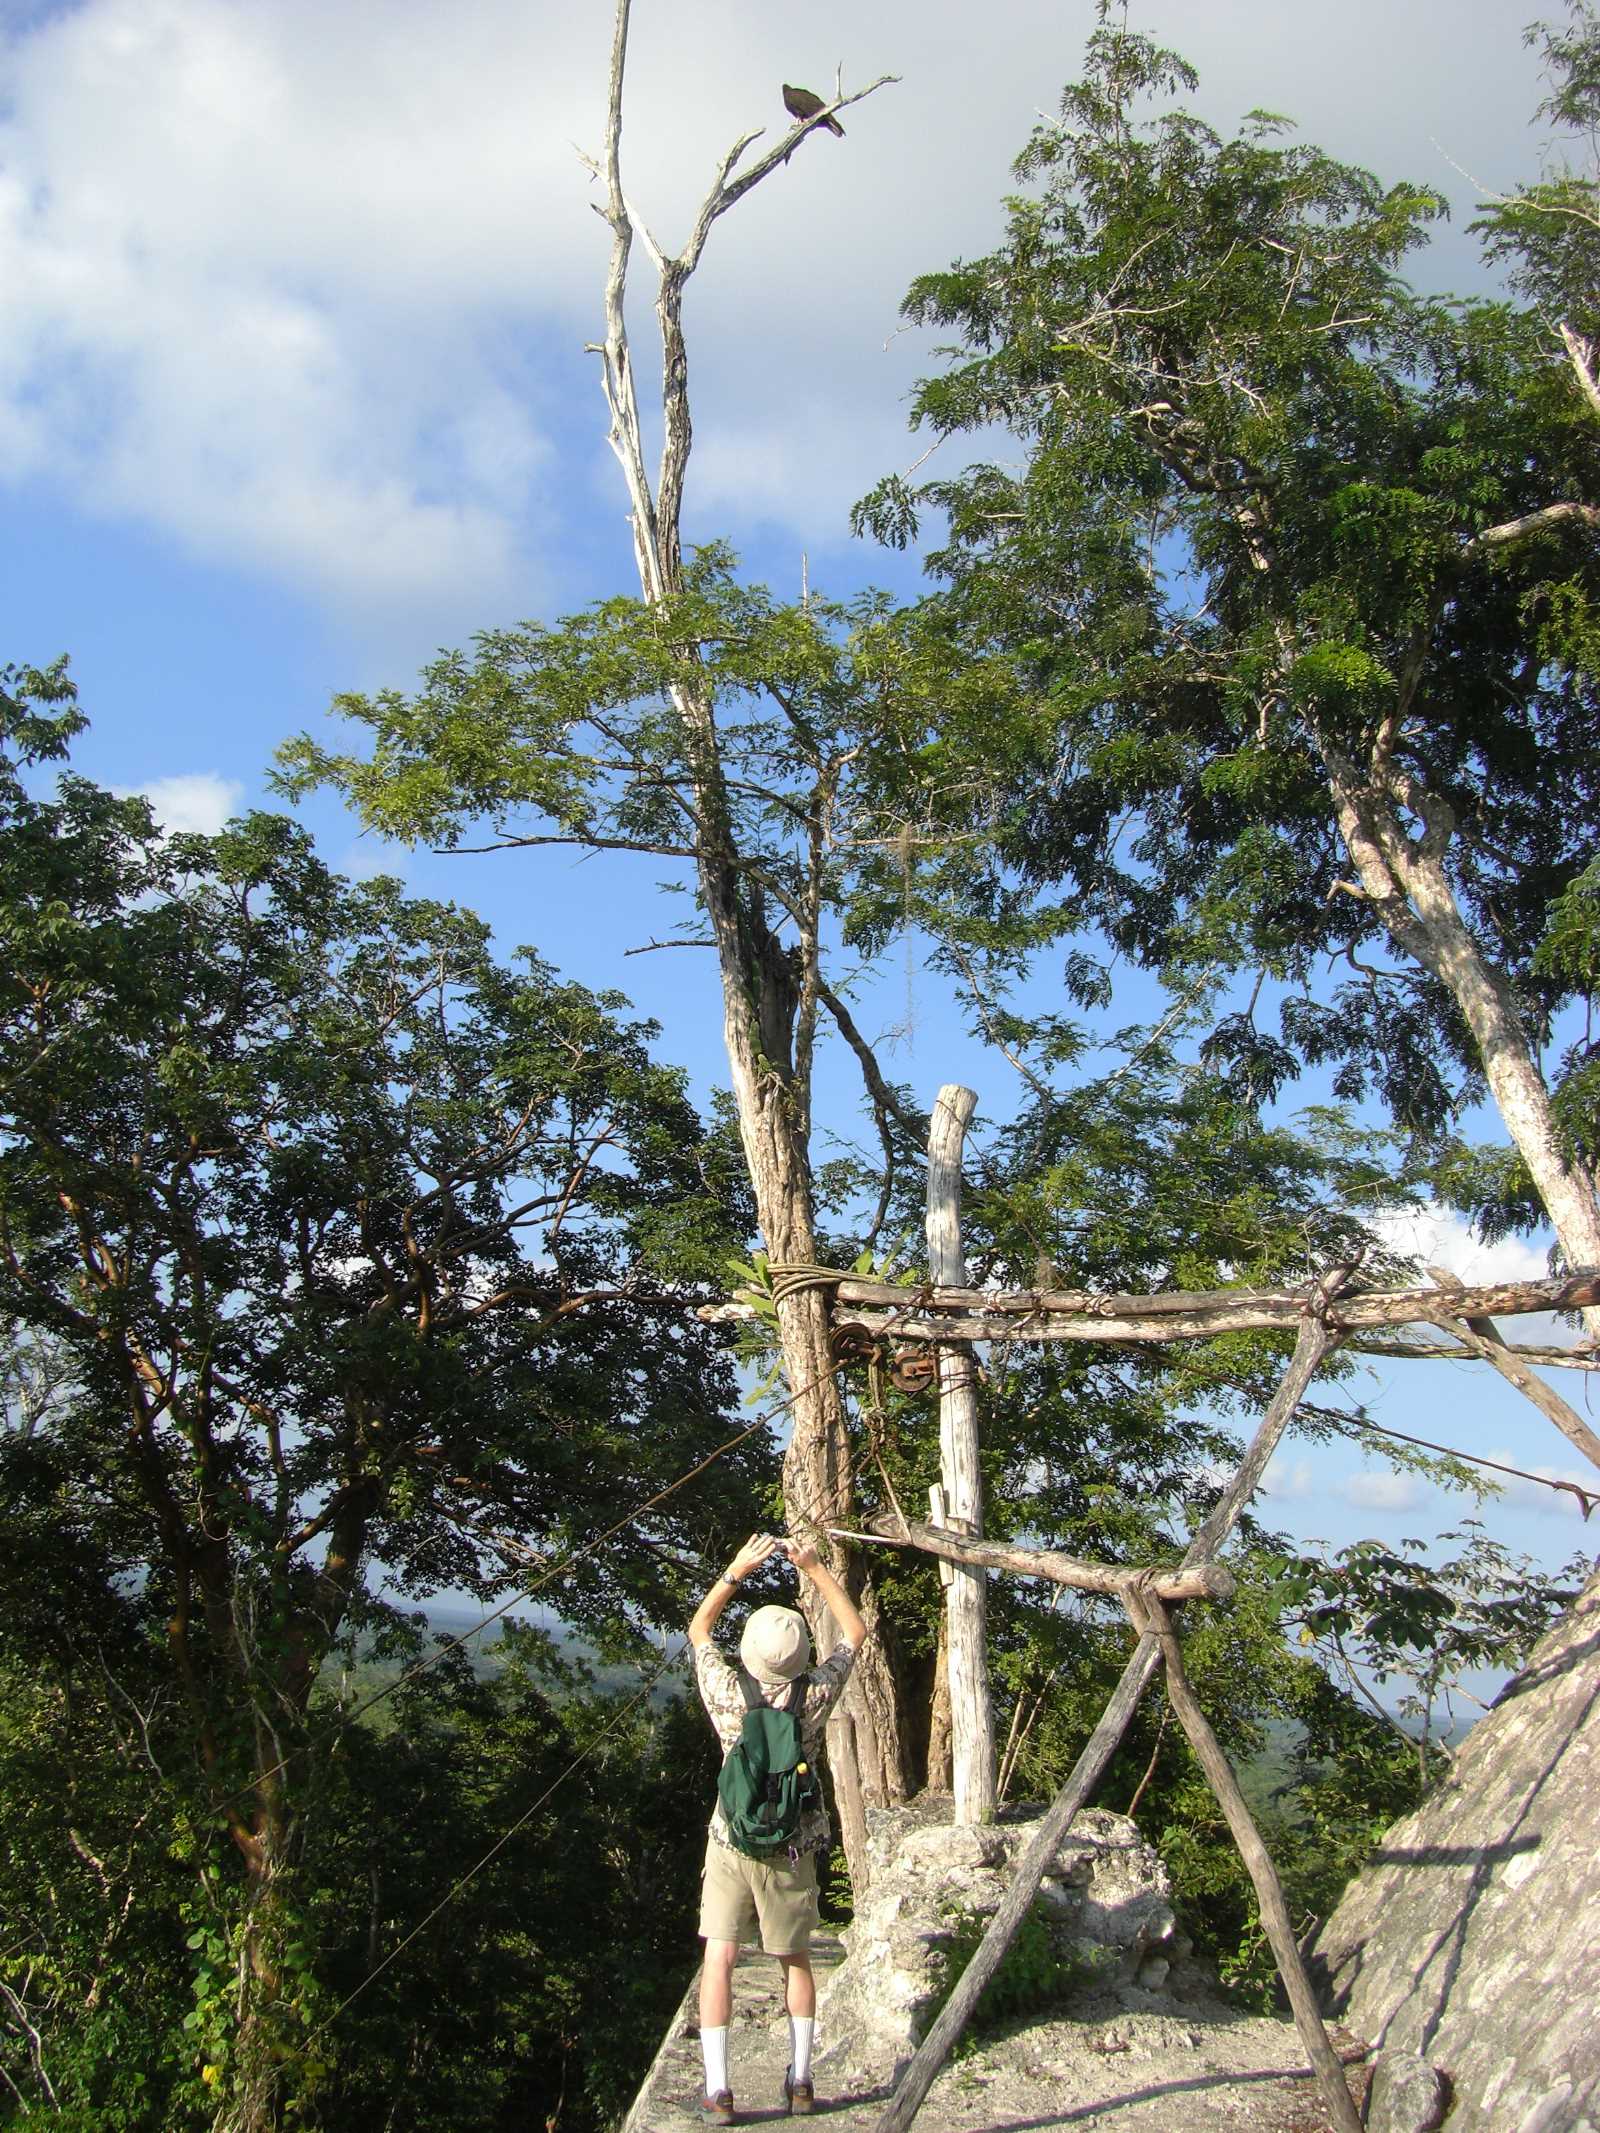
[816,1794,1185,2084]
[1311,1557,1600,2133]
[1365,2050,1445,2132]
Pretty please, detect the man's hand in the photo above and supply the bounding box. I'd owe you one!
[728,1532,781,1582]
[688,1533,780,1647]
[785,1539,866,1650]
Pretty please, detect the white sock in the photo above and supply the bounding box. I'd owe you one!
[789,2016,815,2086]
[701,2025,729,2097]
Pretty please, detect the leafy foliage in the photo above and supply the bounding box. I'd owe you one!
[1268,1523,1588,1766]
[852,16,1600,1233]
[0,670,767,2126]
[932,1901,1107,2050]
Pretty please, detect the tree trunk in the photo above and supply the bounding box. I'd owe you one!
[214,1848,291,2133]
[587,8,908,1887]
[1323,750,1600,1339]
[925,1624,953,1794]
[683,678,906,1873]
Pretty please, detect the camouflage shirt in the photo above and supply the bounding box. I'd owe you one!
[694,1639,856,1857]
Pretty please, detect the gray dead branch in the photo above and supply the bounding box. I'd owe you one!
[830,1516,1235,1603]
[1120,1583,1364,2133]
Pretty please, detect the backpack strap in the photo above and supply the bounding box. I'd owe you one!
[735,1667,808,1719]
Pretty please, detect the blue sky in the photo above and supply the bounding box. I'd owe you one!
[4,0,1596,1618]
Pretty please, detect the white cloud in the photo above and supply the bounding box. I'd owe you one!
[335,839,409,884]
[0,0,562,625]
[124,772,244,836]
[1339,1469,1430,1513]
[1484,1450,1596,1521]
[0,0,1549,627]
[1369,1204,1552,1288]
[1262,1453,1316,1502]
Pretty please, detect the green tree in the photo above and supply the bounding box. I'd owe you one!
[1480,0,1600,411]
[255,1630,726,2133]
[855,15,1600,1299]
[0,662,761,2130]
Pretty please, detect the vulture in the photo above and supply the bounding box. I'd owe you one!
[782,83,844,137]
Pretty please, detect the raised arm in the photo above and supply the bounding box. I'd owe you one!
[788,1541,867,1651]
[688,1531,781,1648]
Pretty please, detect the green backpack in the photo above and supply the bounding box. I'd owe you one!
[716,1669,819,1860]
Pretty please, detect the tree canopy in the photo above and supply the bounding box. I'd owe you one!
[855,14,1600,1272]
[0,660,764,2128]
[8,13,1600,2129]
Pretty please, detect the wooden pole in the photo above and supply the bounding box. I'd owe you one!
[872,1309,1338,2133]
[925,1085,996,1824]
[1120,1586,1363,2133]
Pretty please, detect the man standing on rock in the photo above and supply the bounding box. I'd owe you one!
[688,1532,867,2123]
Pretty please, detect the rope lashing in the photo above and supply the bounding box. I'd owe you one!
[766,1262,939,1390]
[765,1261,852,1304]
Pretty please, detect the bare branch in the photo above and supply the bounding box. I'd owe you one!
[945,941,1053,1105]
[1466,500,1600,555]
[622,935,715,957]
[1122,1586,1365,2133]
[817,981,929,1147]
[680,78,900,276]
[583,0,664,597]
[834,1514,1235,1601]
[434,832,699,861]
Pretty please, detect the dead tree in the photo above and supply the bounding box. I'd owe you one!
[581,0,902,1881]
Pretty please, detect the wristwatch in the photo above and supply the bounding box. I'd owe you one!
[720,1573,741,1588]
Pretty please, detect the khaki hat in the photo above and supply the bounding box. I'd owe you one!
[740,1604,811,1686]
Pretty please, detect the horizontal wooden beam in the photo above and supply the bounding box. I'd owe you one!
[829,1517,1236,1602]
[826,1269,1600,1348]
[701,1295,1600,1369]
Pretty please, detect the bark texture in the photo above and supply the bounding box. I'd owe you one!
[1321,743,1600,1344]
[924,1085,996,1824]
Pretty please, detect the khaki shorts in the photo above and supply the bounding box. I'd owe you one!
[698,1836,819,1955]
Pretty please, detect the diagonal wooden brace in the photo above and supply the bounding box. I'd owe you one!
[1121,1580,1363,2133]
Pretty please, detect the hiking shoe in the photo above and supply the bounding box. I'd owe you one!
[783,2069,815,2116]
[701,2091,737,2125]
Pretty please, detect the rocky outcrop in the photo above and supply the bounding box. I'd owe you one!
[816,1793,1189,2085]
[1311,1557,1600,2133]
